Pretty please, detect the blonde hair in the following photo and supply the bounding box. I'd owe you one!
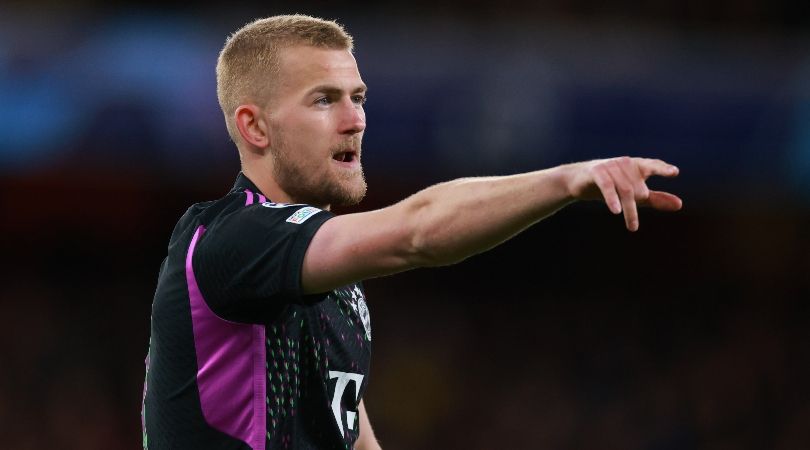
[216,15,354,143]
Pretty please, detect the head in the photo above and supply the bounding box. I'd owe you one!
[216,15,367,209]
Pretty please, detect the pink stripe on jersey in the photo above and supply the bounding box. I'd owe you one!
[244,189,254,206]
[258,194,267,204]
[186,225,266,450]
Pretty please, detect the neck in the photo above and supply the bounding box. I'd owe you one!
[242,164,331,211]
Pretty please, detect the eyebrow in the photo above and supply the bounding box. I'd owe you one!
[305,84,368,97]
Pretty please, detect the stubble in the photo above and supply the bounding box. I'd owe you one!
[270,129,367,208]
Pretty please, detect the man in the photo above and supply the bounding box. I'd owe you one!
[142,14,682,450]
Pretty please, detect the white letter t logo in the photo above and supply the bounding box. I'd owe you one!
[328,370,365,437]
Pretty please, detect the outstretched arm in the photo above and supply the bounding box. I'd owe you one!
[303,157,681,294]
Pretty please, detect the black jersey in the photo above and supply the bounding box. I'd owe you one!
[142,173,372,450]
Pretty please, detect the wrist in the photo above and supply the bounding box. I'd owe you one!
[547,163,579,205]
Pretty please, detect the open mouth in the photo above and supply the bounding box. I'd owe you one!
[332,151,357,163]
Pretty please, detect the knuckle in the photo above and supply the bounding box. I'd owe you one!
[590,165,607,180]
[637,188,650,200]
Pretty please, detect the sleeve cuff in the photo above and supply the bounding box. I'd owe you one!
[283,210,335,302]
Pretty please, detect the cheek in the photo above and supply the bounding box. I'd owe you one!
[273,110,335,164]
[288,113,332,141]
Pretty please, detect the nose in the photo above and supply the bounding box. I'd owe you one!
[338,97,366,135]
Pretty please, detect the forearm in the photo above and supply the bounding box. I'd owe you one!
[403,164,575,267]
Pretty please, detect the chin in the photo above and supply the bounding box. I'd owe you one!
[332,169,367,204]
[335,185,367,206]
[294,178,366,208]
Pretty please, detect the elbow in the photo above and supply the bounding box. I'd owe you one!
[400,186,470,268]
[412,237,470,268]
[410,231,441,267]
[409,218,468,268]
[403,197,444,268]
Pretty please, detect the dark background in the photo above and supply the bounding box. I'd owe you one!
[1,1,809,448]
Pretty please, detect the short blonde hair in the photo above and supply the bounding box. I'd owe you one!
[216,15,354,143]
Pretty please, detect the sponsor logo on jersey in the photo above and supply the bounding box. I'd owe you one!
[328,371,365,437]
[286,206,321,224]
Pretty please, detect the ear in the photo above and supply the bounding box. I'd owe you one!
[234,104,270,149]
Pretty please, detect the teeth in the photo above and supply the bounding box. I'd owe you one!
[333,151,358,163]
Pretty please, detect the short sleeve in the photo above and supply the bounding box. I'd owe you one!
[192,202,335,323]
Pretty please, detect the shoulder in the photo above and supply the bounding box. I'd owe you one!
[177,190,329,230]
[165,189,260,247]
[207,199,333,238]
[189,193,335,269]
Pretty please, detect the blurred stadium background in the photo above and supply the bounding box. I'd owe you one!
[1,1,809,448]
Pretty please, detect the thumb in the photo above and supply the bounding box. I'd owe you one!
[643,191,683,211]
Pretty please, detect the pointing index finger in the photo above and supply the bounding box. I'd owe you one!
[638,158,679,179]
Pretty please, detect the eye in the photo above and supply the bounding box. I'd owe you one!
[352,94,367,105]
[314,96,333,106]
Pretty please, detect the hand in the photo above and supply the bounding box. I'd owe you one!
[566,157,682,231]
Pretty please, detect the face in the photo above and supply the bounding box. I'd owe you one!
[264,45,367,209]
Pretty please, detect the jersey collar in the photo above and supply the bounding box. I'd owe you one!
[231,172,264,195]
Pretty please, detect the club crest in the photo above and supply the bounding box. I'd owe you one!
[347,285,371,341]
